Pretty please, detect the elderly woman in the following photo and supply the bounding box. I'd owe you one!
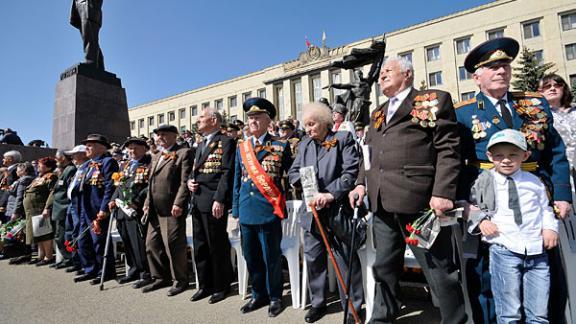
[539,73,576,324]
[23,157,58,265]
[288,102,363,323]
[539,74,576,167]
[6,162,35,264]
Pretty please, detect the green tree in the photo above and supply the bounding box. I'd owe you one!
[512,46,555,92]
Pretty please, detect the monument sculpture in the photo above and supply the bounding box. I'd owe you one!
[327,37,386,126]
[53,0,130,150]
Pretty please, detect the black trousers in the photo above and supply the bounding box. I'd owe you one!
[117,216,150,280]
[191,207,233,292]
[370,204,467,324]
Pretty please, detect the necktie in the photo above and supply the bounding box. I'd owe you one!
[200,138,208,156]
[386,98,398,123]
[507,176,522,225]
[254,139,262,153]
[498,99,513,128]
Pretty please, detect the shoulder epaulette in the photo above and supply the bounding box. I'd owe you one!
[511,91,543,98]
[288,138,299,143]
[237,139,244,144]
[454,97,477,109]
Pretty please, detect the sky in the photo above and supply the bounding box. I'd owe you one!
[0,0,492,146]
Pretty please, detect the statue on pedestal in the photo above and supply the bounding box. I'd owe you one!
[327,37,386,126]
[70,0,105,70]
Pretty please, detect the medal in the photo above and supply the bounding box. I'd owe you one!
[492,116,500,125]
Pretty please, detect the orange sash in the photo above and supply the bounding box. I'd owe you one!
[240,140,285,219]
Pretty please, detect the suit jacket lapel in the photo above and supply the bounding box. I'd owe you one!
[507,92,524,129]
[478,92,506,131]
[256,134,271,162]
[382,88,415,132]
[154,144,179,174]
[199,134,219,166]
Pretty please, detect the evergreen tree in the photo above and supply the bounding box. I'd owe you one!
[512,46,555,92]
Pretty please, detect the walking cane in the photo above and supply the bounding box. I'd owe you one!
[343,194,362,324]
[99,209,117,291]
[310,202,361,324]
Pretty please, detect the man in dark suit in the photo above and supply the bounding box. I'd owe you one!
[109,137,152,289]
[142,125,193,297]
[74,134,119,284]
[232,98,293,317]
[187,107,235,304]
[43,151,77,269]
[349,57,467,323]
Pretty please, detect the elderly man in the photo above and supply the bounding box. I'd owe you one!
[74,134,119,284]
[109,137,152,288]
[142,125,193,296]
[43,150,77,269]
[349,57,467,323]
[232,98,293,317]
[63,145,90,274]
[187,107,235,304]
[456,37,572,324]
[0,150,22,222]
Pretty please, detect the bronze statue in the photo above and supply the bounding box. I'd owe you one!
[327,37,386,125]
[70,0,105,70]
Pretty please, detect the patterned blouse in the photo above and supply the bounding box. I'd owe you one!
[552,107,576,167]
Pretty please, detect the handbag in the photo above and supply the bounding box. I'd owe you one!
[32,215,53,237]
[327,200,367,248]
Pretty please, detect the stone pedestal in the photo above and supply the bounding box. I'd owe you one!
[52,64,130,150]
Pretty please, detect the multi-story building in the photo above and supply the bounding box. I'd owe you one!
[129,0,576,137]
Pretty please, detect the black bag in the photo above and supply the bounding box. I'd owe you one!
[327,200,367,248]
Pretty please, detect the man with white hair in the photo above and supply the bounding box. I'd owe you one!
[0,150,22,222]
[349,57,466,323]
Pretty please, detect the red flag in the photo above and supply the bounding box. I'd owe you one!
[305,36,311,48]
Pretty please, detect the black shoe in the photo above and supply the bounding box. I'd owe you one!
[28,258,41,265]
[49,262,59,268]
[208,288,230,304]
[74,273,97,283]
[141,279,171,293]
[305,306,327,323]
[268,300,284,317]
[190,288,212,302]
[240,298,269,314]
[56,260,73,269]
[90,274,116,285]
[65,265,82,273]
[9,255,31,265]
[75,270,85,276]
[167,283,189,297]
[132,278,154,289]
[36,258,55,267]
[118,276,138,284]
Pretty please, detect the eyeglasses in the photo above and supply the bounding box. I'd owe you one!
[540,82,563,91]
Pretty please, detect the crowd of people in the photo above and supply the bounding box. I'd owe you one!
[1,36,575,324]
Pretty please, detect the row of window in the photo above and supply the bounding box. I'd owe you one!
[398,11,576,67]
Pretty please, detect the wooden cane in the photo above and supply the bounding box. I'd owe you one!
[310,202,361,324]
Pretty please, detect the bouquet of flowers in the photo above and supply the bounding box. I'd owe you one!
[405,209,440,249]
[111,171,133,205]
[64,226,91,253]
[0,219,26,250]
[405,208,463,249]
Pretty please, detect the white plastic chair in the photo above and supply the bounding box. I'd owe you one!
[186,216,200,289]
[236,200,303,307]
[281,200,304,309]
[228,221,248,299]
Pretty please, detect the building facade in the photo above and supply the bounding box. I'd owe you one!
[129,0,576,137]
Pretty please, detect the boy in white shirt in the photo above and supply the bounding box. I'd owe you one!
[475,129,558,324]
